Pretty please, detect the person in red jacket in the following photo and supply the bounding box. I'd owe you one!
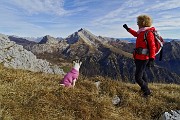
[123,15,156,97]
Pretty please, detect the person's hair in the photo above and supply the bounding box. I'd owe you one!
[137,15,152,27]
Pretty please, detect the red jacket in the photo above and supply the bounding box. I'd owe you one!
[128,27,156,60]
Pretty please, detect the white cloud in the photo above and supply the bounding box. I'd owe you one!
[0,0,180,38]
[88,0,180,38]
[145,0,180,11]
[10,0,68,15]
[151,9,180,32]
[91,0,144,26]
[72,0,97,6]
[154,18,180,30]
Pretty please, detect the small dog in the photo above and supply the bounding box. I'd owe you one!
[60,59,82,88]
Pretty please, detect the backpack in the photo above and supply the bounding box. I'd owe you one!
[144,30,164,61]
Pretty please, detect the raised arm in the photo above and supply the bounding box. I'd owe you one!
[123,24,138,37]
[128,28,138,37]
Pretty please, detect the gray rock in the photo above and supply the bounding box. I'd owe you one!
[112,95,121,105]
[0,33,64,74]
[159,110,180,120]
[94,81,101,90]
[31,42,68,54]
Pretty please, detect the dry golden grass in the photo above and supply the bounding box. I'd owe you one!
[0,64,179,120]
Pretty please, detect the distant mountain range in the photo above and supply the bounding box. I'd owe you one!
[9,34,179,43]
[5,28,180,84]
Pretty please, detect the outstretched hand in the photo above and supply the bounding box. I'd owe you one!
[123,24,129,31]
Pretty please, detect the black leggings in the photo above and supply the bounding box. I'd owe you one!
[135,59,150,91]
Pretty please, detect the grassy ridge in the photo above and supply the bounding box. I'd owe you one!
[0,64,179,120]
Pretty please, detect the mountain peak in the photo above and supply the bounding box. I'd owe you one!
[77,28,90,32]
[39,35,59,44]
[66,28,101,46]
[77,28,93,35]
[78,28,84,32]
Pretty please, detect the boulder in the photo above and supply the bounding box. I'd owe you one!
[159,110,180,120]
[0,33,64,74]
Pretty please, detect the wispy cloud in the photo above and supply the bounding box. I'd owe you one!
[0,0,180,38]
[155,17,180,30]
[87,0,180,38]
[71,0,97,7]
[6,0,91,16]
[92,0,144,26]
[145,0,180,11]
[6,0,68,16]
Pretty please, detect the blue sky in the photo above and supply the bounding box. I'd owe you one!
[0,0,180,39]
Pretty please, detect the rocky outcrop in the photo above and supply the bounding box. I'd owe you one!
[159,110,180,120]
[30,35,68,54]
[8,36,37,47]
[31,41,68,54]
[0,33,64,74]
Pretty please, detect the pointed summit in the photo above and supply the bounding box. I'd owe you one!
[39,35,59,44]
[66,28,102,46]
[78,28,84,32]
[77,28,96,37]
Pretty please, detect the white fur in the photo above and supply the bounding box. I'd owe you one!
[59,84,65,86]
[73,60,82,71]
[72,60,82,87]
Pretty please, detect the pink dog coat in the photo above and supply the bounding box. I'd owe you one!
[60,68,79,87]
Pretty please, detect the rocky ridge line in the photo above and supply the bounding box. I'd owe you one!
[0,33,64,74]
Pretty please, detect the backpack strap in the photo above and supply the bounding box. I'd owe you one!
[144,30,151,53]
[159,47,163,61]
[144,30,163,61]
